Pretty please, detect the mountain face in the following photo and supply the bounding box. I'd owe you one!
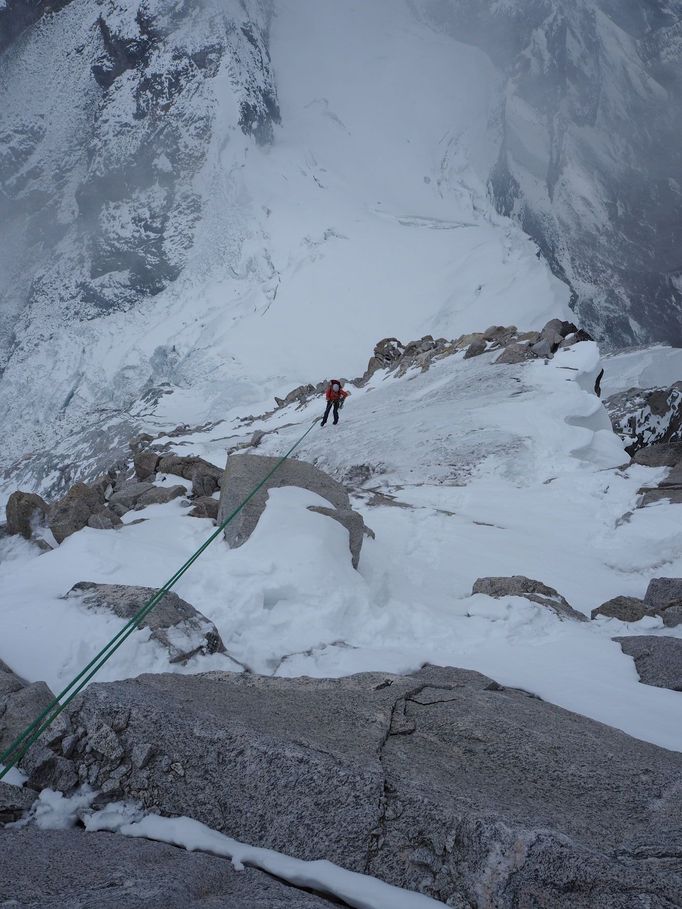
[0,0,680,487]
[0,0,278,348]
[412,0,682,347]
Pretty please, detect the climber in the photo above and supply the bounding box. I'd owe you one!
[321,379,350,427]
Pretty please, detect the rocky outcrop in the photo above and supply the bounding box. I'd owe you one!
[632,441,682,507]
[48,482,109,543]
[605,382,682,457]
[633,442,682,468]
[0,781,38,824]
[217,454,368,568]
[5,491,49,540]
[0,659,54,756]
[3,447,225,545]
[275,322,593,409]
[63,582,228,665]
[472,576,587,621]
[614,636,682,692]
[591,596,652,623]
[132,449,160,481]
[413,0,682,347]
[187,496,219,520]
[0,827,331,908]
[591,581,682,627]
[31,666,682,906]
[644,578,682,628]
[108,481,186,516]
[274,382,326,409]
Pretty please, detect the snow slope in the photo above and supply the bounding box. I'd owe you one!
[0,0,569,476]
[3,341,682,753]
[600,345,682,397]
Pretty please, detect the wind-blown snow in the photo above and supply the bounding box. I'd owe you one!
[3,342,682,752]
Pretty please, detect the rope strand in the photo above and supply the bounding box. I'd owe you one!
[0,418,319,780]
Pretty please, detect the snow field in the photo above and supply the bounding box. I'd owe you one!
[2,342,682,752]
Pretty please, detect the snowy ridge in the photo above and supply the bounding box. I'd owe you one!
[3,339,682,753]
[1,0,574,474]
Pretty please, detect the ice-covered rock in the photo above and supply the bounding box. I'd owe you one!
[217,454,367,568]
[605,382,682,456]
[472,575,587,621]
[63,582,228,664]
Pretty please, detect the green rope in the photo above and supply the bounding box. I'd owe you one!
[0,418,319,781]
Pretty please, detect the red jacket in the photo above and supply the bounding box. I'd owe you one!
[325,382,349,402]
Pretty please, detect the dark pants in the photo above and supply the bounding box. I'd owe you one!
[321,400,340,425]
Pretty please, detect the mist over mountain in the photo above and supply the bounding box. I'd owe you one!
[412,0,682,346]
[0,0,680,470]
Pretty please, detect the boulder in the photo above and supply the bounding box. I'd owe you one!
[133,449,161,481]
[661,603,682,627]
[63,582,228,665]
[42,666,682,906]
[494,343,538,365]
[0,659,55,757]
[87,508,123,530]
[516,330,542,344]
[453,331,485,349]
[136,485,187,509]
[473,576,588,621]
[0,828,332,908]
[107,482,156,511]
[188,496,219,520]
[591,596,651,623]
[560,328,593,346]
[17,742,79,793]
[638,486,682,506]
[614,636,682,691]
[644,577,682,612]
[5,491,49,540]
[463,339,486,359]
[530,338,555,358]
[482,325,517,346]
[129,433,155,453]
[157,454,222,485]
[541,318,578,343]
[217,454,367,568]
[48,482,106,544]
[633,442,682,468]
[306,505,365,569]
[108,482,185,515]
[190,466,219,498]
[0,781,38,824]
